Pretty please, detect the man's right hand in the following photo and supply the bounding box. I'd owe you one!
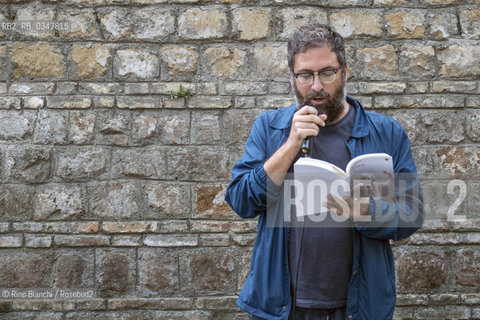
[287,106,327,150]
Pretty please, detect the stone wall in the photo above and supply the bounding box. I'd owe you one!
[0,0,479,319]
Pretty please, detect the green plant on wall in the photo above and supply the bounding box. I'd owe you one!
[170,84,193,100]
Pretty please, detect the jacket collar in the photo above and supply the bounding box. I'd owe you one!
[269,96,370,139]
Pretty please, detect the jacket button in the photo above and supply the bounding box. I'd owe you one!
[353,270,357,276]
[282,305,287,310]
[348,315,352,320]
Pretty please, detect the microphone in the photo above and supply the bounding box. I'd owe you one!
[301,107,318,157]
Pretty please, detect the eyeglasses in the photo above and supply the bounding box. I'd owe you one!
[293,67,342,86]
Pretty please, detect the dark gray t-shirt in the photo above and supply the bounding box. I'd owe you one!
[289,104,356,309]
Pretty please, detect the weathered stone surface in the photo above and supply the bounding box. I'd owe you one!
[166,147,230,181]
[459,8,480,39]
[97,250,135,297]
[33,109,68,144]
[438,45,480,78]
[232,8,271,40]
[95,112,130,145]
[356,45,398,80]
[195,184,232,219]
[5,145,51,183]
[386,11,426,38]
[89,182,139,219]
[188,96,231,109]
[0,110,35,140]
[395,248,447,291]
[428,11,459,40]
[182,251,235,294]
[34,185,85,220]
[204,46,247,79]
[112,147,165,178]
[57,8,98,39]
[399,44,435,79]
[144,183,191,218]
[72,44,111,79]
[98,8,130,40]
[0,185,34,220]
[13,2,55,38]
[467,111,480,142]
[179,8,228,39]
[435,146,479,176]
[138,249,178,296]
[69,112,96,144]
[25,235,53,248]
[421,110,465,143]
[54,252,93,288]
[190,112,221,144]
[47,96,92,109]
[144,234,198,247]
[132,113,159,143]
[161,46,198,80]
[12,43,64,79]
[132,8,175,40]
[277,8,327,39]
[114,49,159,80]
[254,45,288,80]
[24,96,44,109]
[330,11,383,38]
[454,248,480,287]
[0,252,52,288]
[56,147,107,181]
[0,46,6,80]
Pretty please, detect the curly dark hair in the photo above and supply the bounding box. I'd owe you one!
[287,24,346,73]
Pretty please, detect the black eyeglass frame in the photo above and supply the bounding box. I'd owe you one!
[293,66,343,86]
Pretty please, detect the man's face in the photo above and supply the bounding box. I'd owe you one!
[293,46,347,123]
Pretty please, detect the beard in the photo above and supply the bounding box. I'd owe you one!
[294,77,347,124]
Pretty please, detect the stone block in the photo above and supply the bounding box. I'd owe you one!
[94,97,115,109]
[33,109,68,144]
[23,96,44,109]
[460,8,480,39]
[428,10,459,40]
[179,8,228,40]
[56,147,107,181]
[254,44,289,80]
[161,45,198,80]
[232,8,271,40]
[166,146,230,181]
[153,220,189,233]
[144,234,198,247]
[124,83,149,94]
[57,8,98,39]
[190,112,221,144]
[138,249,179,296]
[204,46,247,79]
[6,145,51,183]
[438,45,480,78]
[0,185,34,220]
[47,96,92,109]
[399,44,435,79]
[454,248,480,288]
[435,146,479,177]
[0,97,20,110]
[144,182,191,218]
[222,82,267,96]
[0,236,22,247]
[96,249,135,297]
[0,251,52,287]
[112,235,142,246]
[25,235,53,248]
[53,251,94,288]
[54,235,110,247]
[13,2,55,38]
[89,182,139,219]
[12,43,64,79]
[181,250,235,294]
[103,221,153,234]
[194,184,232,219]
[152,311,211,320]
[188,96,231,109]
[34,185,85,220]
[431,81,477,93]
[373,0,409,4]
[114,49,159,80]
[356,45,398,80]
[118,96,162,109]
[395,248,447,291]
[98,8,131,40]
[69,111,96,145]
[223,110,261,145]
[95,112,131,145]
[80,81,119,94]
[232,234,256,246]
[330,11,383,38]
[199,234,230,247]
[0,110,34,140]
[386,11,426,39]
[131,7,175,40]
[132,113,159,144]
[421,110,465,143]
[467,111,480,142]
[111,147,165,178]
[8,82,55,95]
[277,8,328,40]
[190,221,257,233]
[421,0,463,4]
[0,46,6,80]
[72,44,111,79]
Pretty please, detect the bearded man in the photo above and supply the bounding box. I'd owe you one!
[225,24,423,320]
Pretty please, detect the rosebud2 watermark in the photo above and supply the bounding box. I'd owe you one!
[0,288,95,301]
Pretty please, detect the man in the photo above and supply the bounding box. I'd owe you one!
[225,24,423,320]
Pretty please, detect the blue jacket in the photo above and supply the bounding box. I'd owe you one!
[225,97,423,320]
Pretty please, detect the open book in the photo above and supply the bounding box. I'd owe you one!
[292,153,394,217]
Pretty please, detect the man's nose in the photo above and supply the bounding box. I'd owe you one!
[311,74,324,91]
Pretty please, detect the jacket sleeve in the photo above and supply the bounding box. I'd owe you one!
[354,121,424,241]
[225,115,270,219]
